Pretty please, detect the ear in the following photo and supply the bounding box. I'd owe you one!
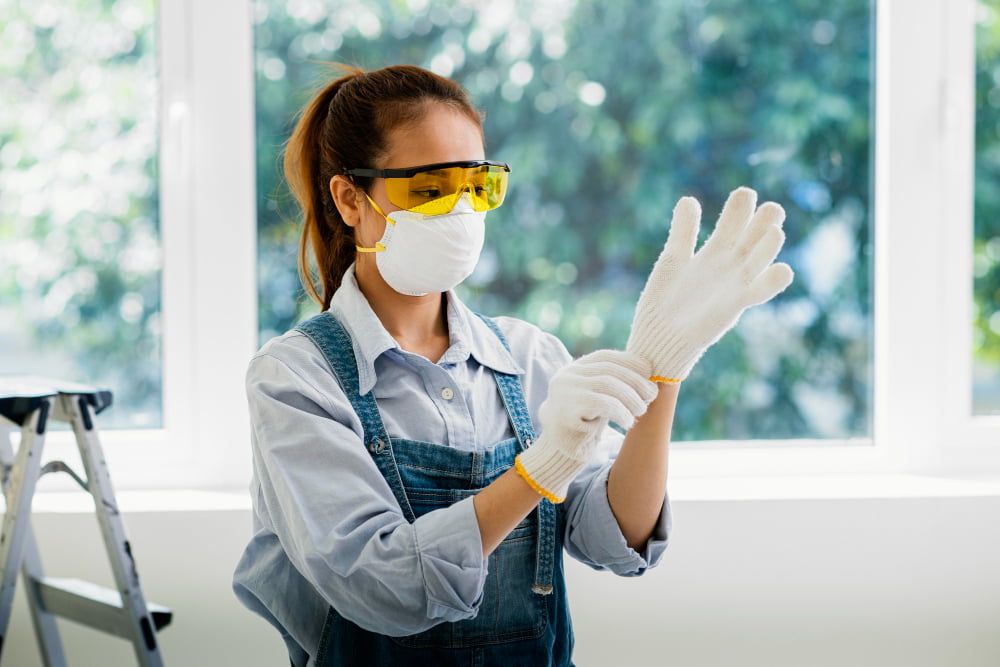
[330,175,363,228]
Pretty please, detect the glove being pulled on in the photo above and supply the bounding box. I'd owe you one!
[627,187,795,383]
[515,350,656,503]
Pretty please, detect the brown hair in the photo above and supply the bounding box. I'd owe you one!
[284,64,483,309]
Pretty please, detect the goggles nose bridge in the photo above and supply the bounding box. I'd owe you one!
[442,181,483,213]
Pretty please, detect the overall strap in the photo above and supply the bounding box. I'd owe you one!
[474,313,557,595]
[295,312,417,523]
[473,313,537,447]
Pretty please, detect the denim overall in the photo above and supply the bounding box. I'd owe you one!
[295,312,574,666]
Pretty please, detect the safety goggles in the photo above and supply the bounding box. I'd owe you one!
[345,160,510,215]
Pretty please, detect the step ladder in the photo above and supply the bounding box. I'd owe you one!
[0,377,172,666]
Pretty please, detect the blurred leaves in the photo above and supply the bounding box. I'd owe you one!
[975,0,1000,413]
[254,0,875,439]
[4,0,993,435]
[0,0,160,428]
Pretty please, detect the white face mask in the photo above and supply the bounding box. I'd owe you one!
[358,194,487,296]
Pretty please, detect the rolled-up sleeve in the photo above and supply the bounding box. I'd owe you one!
[561,443,671,576]
[247,347,487,636]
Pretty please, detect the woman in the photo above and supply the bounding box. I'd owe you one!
[233,64,792,666]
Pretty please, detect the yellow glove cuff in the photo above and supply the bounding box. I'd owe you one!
[514,454,565,504]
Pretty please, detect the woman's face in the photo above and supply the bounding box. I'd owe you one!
[352,103,486,254]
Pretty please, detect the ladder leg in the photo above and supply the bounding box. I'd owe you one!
[21,532,68,667]
[63,395,164,667]
[0,423,68,667]
[0,399,52,658]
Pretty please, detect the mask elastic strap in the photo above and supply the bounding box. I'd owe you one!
[362,191,395,222]
[355,192,395,253]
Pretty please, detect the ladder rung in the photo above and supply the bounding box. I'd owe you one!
[34,576,173,635]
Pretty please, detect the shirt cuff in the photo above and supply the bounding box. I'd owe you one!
[412,496,488,620]
[566,465,671,576]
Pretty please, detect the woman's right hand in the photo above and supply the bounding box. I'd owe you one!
[514,349,656,503]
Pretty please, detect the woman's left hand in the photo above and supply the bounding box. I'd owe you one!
[515,349,656,503]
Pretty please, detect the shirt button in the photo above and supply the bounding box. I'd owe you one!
[440,387,454,400]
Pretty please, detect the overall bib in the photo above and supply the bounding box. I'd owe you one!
[295,312,574,666]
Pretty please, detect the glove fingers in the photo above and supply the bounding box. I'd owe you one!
[569,355,655,428]
[741,225,786,283]
[575,350,657,404]
[736,201,785,257]
[603,370,658,409]
[544,351,656,432]
[659,196,702,268]
[744,262,794,307]
[578,387,647,431]
[580,349,652,377]
[606,375,654,423]
[703,187,757,253]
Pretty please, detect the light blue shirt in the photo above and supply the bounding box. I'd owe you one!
[233,265,670,665]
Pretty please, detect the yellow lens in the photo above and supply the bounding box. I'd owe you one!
[468,166,508,212]
[384,165,508,215]
[481,165,508,210]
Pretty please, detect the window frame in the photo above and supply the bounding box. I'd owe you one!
[33,0,1000,491]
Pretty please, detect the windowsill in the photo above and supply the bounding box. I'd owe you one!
[5,489,253,514]
[7,473,1000,515]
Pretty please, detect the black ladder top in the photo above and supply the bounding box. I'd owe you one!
[0,376,113,426]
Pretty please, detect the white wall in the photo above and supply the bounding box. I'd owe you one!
[569,495,1000,667]
[5,493,1000,667]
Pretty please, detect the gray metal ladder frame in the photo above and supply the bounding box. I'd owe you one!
[0,382,171,666]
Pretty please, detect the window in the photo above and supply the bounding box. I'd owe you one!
[0,0,161,428]
[253,0,874,443]
[7,1,998,490]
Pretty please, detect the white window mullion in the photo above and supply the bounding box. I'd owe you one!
[182,0,258,488]
[876,0,953,473]
[939,0,978,450]
[159,0,197,474]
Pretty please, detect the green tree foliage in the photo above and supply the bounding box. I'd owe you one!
[0,0,160,428]
[255,0,874,440]
[975,0,1000,413]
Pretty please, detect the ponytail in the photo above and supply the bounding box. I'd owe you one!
[284,64,483,310]
[285,66,363,310]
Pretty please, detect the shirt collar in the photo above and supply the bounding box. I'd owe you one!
[443,290,524,377]
[327,264,523,395]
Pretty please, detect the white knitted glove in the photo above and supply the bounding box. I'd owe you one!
[515,350,656,503]
[627,187,794,383]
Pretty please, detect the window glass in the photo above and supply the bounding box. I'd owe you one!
[254,0,873,441]
[0,1,161,428]
[975,0,1000,415]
